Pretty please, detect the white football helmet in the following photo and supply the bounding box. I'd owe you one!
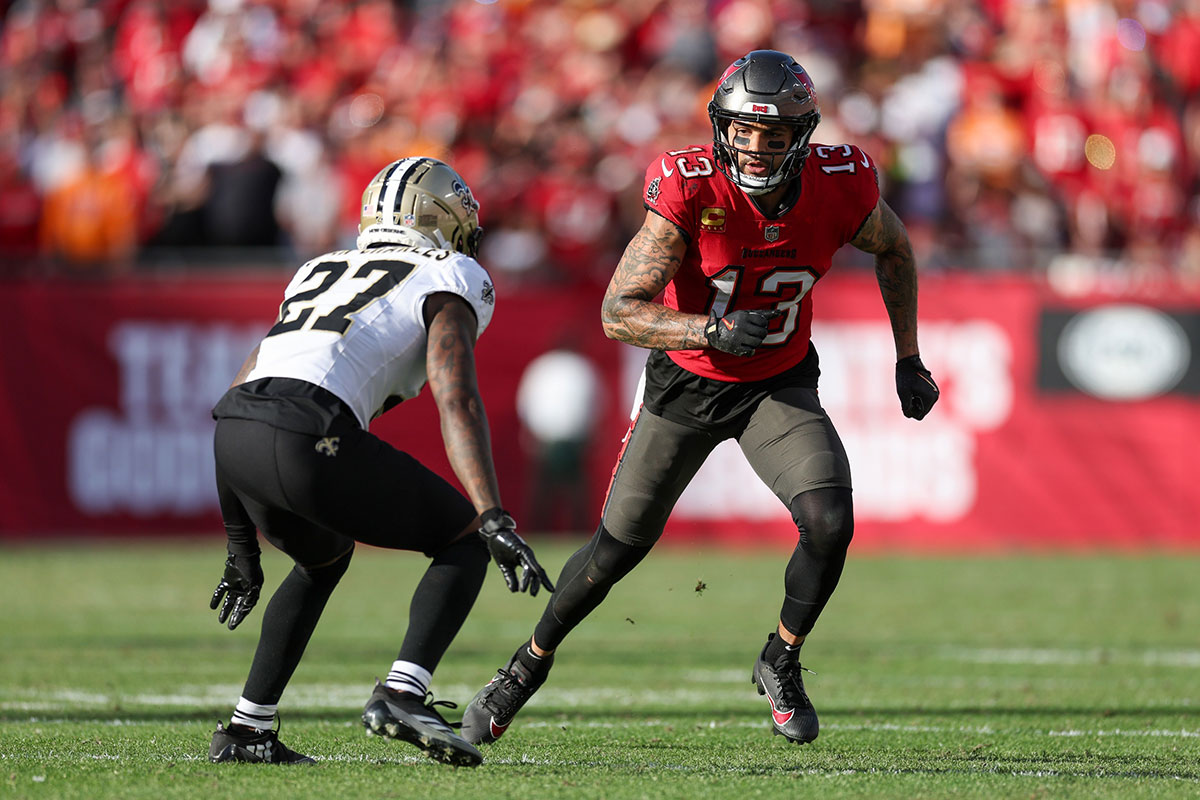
[357,157,483,256]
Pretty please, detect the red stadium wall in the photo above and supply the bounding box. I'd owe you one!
[1,272,1197,549]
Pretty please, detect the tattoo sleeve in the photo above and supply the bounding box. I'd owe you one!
[424,293,502,514]
[851,200,921,359]
[601,212,710,350]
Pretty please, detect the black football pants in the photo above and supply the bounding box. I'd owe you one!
[533,387,855,649]
[214,416,487,704]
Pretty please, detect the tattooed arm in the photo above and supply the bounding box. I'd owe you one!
[851,198,920,360]
[424,292,501,513]
[601,211,709,350]
[229,344,260,387]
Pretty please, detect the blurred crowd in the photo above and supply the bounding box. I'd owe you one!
[2,0,1199,285]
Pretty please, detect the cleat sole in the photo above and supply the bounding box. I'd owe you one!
[362,705,482,768]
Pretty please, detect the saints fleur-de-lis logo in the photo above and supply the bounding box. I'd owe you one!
[315,437,340,457]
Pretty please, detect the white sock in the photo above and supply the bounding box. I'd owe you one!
[231,697,277,732]
[385,660,431,697]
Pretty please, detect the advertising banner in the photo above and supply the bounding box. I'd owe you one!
[653,273,1200,548]
[0,275,622,538]
[1,271,1197,549]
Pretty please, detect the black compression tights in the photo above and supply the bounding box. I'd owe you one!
[532,525,652,651]
[243,546,354,705]
[242,534,489,705]
[779,486,854,637]
[396,533,490,671]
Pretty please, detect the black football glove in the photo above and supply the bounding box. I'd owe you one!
[478,508,555,596]
[895,354,940,420]
[705,309,781,357]
[210,551,263,630]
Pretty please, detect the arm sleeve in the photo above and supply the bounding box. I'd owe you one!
[216,471,259,556]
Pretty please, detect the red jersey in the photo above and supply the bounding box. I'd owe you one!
[643,142,880,382]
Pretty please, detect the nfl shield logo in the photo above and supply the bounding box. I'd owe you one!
[764,225,780,242]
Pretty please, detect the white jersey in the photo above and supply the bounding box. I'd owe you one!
[246,244,495,428]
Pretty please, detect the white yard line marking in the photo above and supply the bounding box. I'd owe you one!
[4,749,1197,782]
[8,712,1200,741]
[939,647,1200,667]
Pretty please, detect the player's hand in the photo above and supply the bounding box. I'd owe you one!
[478,508,555,596]
[210,551,263,630]
[705,309,781,356]
[895,355,940,420]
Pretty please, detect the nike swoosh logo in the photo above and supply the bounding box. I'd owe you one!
[489,716,510,739]
[723,318,735,330]
[661,158,674,177]
[766,694,795,726]
[860,154,870,169]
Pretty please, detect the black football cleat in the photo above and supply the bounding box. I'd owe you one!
[752,633,819,744]
[208,721,316,764]
[460,648,553,745]
[362,680,482,767]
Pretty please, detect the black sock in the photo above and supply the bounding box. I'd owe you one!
[514,638,552,674]
[764,632,800,663]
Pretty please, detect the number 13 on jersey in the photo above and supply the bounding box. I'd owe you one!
[707,265,818,346]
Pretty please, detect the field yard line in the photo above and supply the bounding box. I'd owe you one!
[1048,728,1200,738]
[4,749,1197,782]
[939,646,1200,667]
[2,675,1166,713]
[8,715,1200,740]
[479,755,1200,782]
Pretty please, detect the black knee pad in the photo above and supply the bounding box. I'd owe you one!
[297,544,354,588]
[430,531,490,561]
[789,487,854,557]
[535,525,651,651]
[584,524,651,587]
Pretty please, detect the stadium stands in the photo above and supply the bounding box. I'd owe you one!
[2,0,1197,285]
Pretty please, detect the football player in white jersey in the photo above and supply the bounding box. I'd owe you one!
[205,157,554,768]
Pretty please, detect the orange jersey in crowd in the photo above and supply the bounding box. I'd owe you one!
[40,166,138,263]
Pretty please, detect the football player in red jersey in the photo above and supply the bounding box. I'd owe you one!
[461,50,940,747]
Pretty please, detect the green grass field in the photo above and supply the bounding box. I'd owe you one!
[2,540,1198,799]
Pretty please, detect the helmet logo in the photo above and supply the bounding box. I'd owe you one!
[450,178,478,211]
[717,59,745,84]
[764,225,781,242]
[403,213,416,226]
[752,104,770,113]
[742,102,779,115]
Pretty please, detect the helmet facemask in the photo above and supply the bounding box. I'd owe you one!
[357,157,483,256]
[710,113,818,195]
